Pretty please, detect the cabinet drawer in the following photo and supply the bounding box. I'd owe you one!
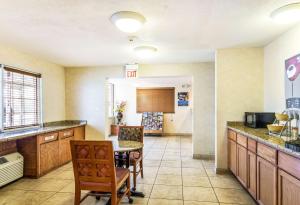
[248,138,257,153]
[278,152,300,180]
[228,129,237,141]
[39,132,58,144]
[257,143,277,164]
[237,134,247,147]
[59,129,74,139]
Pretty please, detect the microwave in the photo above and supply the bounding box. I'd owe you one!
[244,112,275,128]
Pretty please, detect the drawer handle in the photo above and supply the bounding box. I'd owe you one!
[63,132,72,136]
[44,135,55,141]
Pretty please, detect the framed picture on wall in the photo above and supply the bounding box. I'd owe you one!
[285,54,300,109]
[178,92,189,106]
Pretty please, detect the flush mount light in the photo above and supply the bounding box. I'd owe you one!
[110,11,146,33]
[134,46,157,58]
[271,3,300,23]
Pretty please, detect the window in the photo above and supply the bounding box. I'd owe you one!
[2,66,41,130]
[107,83,114,117]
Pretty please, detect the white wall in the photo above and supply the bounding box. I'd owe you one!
[113,79,193,134]
[215,48,264,170]
[65,63,215,157]
[264,23,300,112]
[0,44,65,122]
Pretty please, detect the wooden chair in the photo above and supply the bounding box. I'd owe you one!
[118,126,144,191]
[70,140,132,205]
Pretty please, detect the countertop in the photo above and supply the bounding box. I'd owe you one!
[0,120,87,142]
[227,122,300,159]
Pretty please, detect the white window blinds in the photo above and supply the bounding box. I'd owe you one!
[3,66,41,129]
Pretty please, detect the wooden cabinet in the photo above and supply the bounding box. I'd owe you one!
[17,125,86,178]
[136,88,175,113]
[257,156,277,205]
[40,140,59,176]
[58,129,74,165]
[247,150,257,199]
[74,126,85,140]
[228,139,237,175]
[278,169,300,205]
[237,144,247,187]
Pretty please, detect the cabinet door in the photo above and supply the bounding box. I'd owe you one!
[237,144,247,187]
[278,169,300,205]
[74,126,85,140]
[247,150,257,199]
[257,156,277,205]
[59,136,73,165]
[228,139,237,175]
[40,141,59,175]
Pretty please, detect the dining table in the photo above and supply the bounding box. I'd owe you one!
[110,139,145,198]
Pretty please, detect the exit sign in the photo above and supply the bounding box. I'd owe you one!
[125,64,138,78]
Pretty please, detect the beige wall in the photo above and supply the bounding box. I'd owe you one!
[264,23,300,112]
[215,48,264,169]
[65,63,215,157]
[65,66,124,140]
[0,44,65,122]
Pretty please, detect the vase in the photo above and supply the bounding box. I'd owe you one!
[117,112,123,125]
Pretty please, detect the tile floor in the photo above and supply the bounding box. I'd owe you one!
[0,136,256,205]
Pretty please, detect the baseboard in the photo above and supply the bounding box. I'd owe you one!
[215,168,230,175]
[162,133,192,136]
[193,154,215,160]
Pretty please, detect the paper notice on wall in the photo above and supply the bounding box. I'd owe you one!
[285,54,300,109]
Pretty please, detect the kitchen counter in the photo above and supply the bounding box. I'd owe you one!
[0,120,87,142]
[227,122,300,159]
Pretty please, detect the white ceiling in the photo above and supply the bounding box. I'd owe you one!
[0,0,298,67]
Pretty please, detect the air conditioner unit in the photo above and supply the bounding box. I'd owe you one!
[0,152,24,187]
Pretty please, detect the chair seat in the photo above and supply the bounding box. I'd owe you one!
[80,168,129,189]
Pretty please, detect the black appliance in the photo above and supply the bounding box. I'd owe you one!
[244,112,275,128]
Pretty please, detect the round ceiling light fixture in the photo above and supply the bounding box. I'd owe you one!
[271,3,300,23]
[110,11,146,33]
[134,46,157,58]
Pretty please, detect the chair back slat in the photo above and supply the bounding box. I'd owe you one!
[118,126,144,143]
[70,140,117,188]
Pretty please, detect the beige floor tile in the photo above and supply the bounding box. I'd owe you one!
[214,188,256,205]
[121,197,149,205]
[135,184,153,198]
[182,176,211,187]
[182,160,204,168]
[158,167,181,175]
[160,160,181,167]
[184,201,219,205]
[143,160,161,167]
[148,199,184,205]
[155,174,182,185]
[205,168,217,177]
[183,187,218,202]
[143,167,159,177]
[209,175,242,189]
[32,179,72,192]
[137,176,156,184]
[162,155,182,160]
[56,170,75,180]
[1,178,44,191]
[0,190,55,205]
[41,192,104,205]
[40,168,64,179]
[182,168,207,177]
[150,185,183,200]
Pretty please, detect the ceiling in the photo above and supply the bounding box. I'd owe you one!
[0,0,298,67]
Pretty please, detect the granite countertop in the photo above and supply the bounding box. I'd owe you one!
[0,120,87,142]
[227,122,300,159]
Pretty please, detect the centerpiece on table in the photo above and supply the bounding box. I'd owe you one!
[115,101,126,125]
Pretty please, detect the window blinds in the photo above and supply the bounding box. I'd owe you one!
[3,66,41,129]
